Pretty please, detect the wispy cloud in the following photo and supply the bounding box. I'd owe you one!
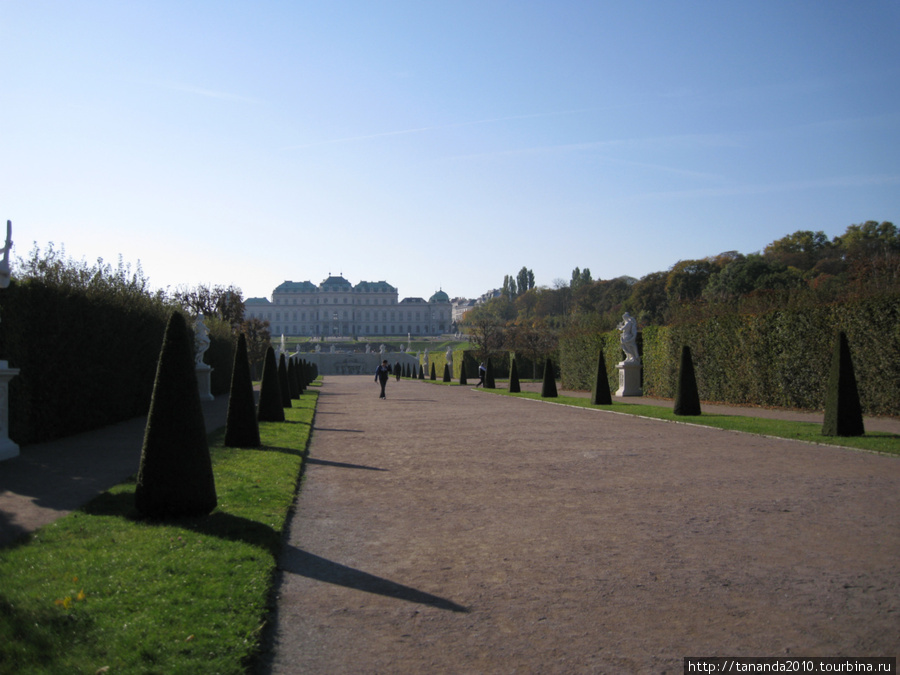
[281,107,609,151]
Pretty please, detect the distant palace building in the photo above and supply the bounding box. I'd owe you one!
[244,275,452,337]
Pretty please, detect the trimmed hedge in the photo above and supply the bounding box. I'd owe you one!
[560,294,900,415]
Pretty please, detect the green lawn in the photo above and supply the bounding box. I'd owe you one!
[0,390,318,675]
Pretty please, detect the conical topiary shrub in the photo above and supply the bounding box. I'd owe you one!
[673,345,701,416]
[459,362,467,385]
[508,358,521,393]
[278,353,292,408]
[541,358,558,398]
[135,312,217,518]
[590,348,612,405]
[485,358,496,389]
[443,363,451,383]
[822,331,865,436]
[224,333,261,448]
[287,358,300,399]
[430,362,436,380]
[395,361,402,381]
[257,346,285,422]
[418,364,425,380]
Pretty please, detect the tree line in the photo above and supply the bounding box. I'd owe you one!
[461,221,899,366]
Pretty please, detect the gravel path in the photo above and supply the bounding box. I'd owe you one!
[261,376,900,674]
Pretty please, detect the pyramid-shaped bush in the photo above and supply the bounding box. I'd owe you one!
[508,358,521,393]
[224,333,261,448]
[590,348,612,405]
[541,358,558,398]
[135,312,217,518]
[257,346,285,422]
[443,363,451,383]
[278,353,292,408]
[287,358,300,399]
[673,345,701,416]
[459,362,467,385]
[822,331,865,436]
[395,361,402,380]
[430,362,436,380]
[485,358,496,389]
[418,364,425,380]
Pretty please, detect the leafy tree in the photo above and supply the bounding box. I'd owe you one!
[507,320,558,379]
[238,317,271,379]
[625,271,669,326]
[665,259,718,304]
[764,230,833,271]
[173,283,245,328]
[224,333,261,448]
[703,254,801,300]
[460,297,512,364]
[135,312,217,518]
[570,267,592,293]
[517,266,535,295]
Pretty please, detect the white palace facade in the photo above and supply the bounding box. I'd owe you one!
[244,275,452,338]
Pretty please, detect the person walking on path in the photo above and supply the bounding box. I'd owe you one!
[475,361,486,387]
[374,359,392,399]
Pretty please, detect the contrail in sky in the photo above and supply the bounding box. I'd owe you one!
[282,108,605,151]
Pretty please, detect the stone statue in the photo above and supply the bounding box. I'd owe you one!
[365,344,371,354]
[379,344,386,355]
[446,346,453,369]
[194,314,210,365]
[315,344,321,353]
[0,221,12,290]
[617,312,640,365]
[279,333,286,356]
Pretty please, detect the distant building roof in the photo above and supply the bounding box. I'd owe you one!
[246,297,272,305]
[400,297,427,304]
[274,280,317,293]
[429,289,450,303]
[355,280,397,293]
[319,275,353,291]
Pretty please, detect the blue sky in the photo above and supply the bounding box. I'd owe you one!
[2,1,898,302]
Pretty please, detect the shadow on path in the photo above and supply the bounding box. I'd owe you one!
[278,545,468,613]
[305,457,387,472]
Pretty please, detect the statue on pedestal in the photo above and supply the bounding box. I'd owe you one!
[617,312,640,365]
[194,314,210,365]
[0,221,12,290]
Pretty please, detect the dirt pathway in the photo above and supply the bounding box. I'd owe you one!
[262,376,899,673]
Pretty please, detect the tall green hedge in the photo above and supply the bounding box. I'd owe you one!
[560,294,900,415]
[0,279,236,445]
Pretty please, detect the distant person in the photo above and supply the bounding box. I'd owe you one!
[476,361,486,387]
[375,359,392,399]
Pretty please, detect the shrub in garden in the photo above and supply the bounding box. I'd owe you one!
[508,358,521,393]
[591,348,612,405]
[673,345,701,416]
[135,312,217,518]
[419,364,425,380]
[459,362,468,385]
[485,358,496,389]
[224,333,261,448]
[430,362,436,380]
[443,363,451,382]
[257,347,285,422]
[822,331,865,436]
[541,358,558,398]
[396,361,402,381]
[287,358,300,399]
[278,354,292,408]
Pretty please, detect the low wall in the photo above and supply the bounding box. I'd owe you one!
[302,352,418,375]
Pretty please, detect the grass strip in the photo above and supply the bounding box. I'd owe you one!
[482,389,900,456]
[0,389,318,674]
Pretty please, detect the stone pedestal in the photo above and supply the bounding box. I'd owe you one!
[195,363,214,401]
[616,361,642,397]
[0,360,20,461]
